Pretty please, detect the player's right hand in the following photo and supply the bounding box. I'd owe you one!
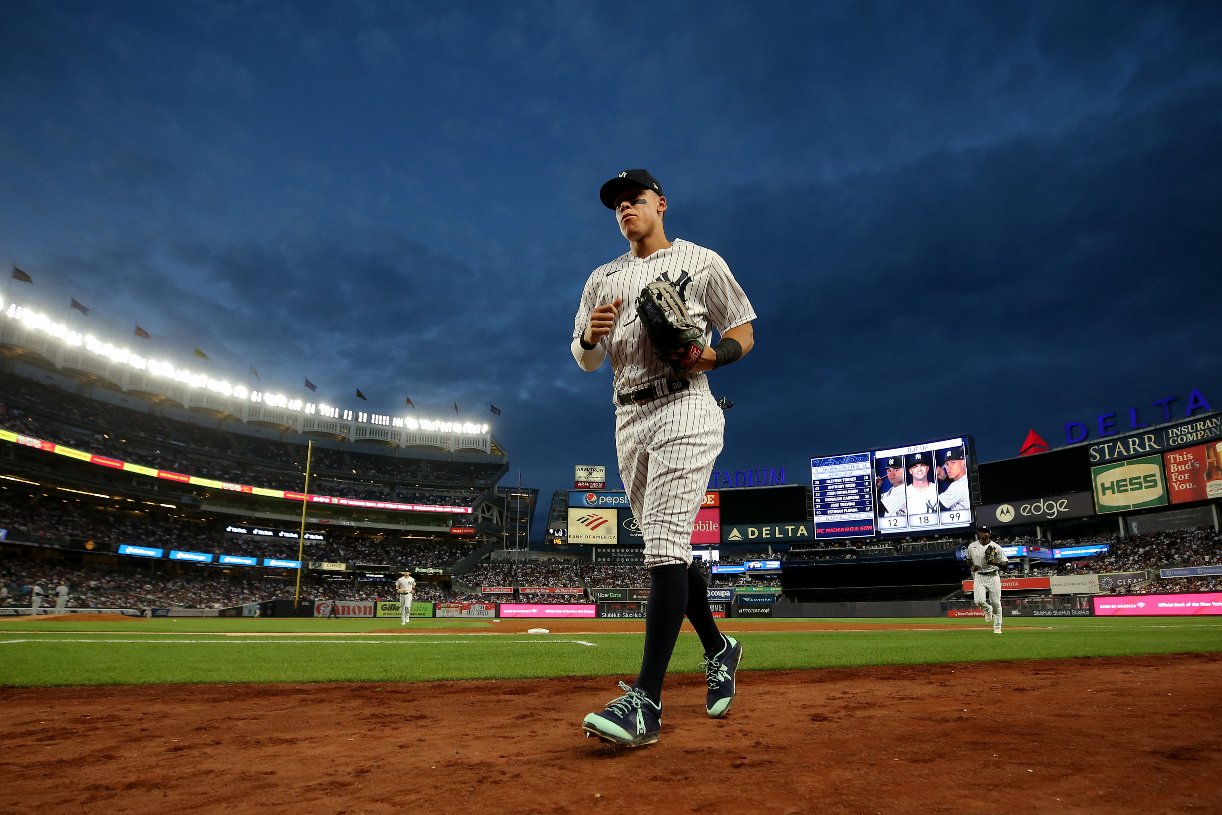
[585,298,622,345]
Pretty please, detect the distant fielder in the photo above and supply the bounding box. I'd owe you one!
[395,570,416,625]
[966,526,1006,633]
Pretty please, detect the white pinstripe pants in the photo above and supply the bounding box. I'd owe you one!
[616,380,723,568]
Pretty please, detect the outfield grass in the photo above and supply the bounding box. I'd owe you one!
[0,616,1218,687]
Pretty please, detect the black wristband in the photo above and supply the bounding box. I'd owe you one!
[579,334,597,350]
[712,337,742,368]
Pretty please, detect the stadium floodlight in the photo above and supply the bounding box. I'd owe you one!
[2,297,490,437]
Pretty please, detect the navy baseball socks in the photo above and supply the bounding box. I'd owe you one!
[582,682,662,748]
[704,634,742,718]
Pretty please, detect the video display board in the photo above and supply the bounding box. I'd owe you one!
[874,436,974,535]
[810,437,974,538]
[810,452,875,539]
[719,484,808,526]
[977,445,1092,505]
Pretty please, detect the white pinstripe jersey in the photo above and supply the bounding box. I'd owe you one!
[572,239,756,399]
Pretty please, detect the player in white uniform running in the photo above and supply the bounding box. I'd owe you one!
[394,570,416,625]
[965,526,1006,633]
[937,448,970,512]
[573,169,756,748]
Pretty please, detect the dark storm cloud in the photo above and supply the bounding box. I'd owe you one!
[2,1,1220,536]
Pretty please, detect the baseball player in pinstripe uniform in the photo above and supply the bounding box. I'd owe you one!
[966,526,1006,633]
[573,169,756,748]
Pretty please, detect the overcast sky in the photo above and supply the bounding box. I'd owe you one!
[2,1,1219,539]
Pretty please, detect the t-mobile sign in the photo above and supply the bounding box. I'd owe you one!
[1092,593,1222,616]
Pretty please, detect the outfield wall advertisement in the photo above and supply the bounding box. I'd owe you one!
[962,576,1052,592]
[435,602,496,618]
[499,603,596,618]
[374,600,435,619]
[1092,593,1222,616]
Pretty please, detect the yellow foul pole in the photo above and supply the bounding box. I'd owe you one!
[293,439,314,608]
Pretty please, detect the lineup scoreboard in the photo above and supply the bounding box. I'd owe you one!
[811,435,975,539]
[874,436,974,534]
[810,452,875,539]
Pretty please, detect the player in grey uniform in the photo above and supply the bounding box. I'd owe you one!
[394,571,416,625]
[54,583,69,614]
[573,169,756,748]
[965,526,1006,633]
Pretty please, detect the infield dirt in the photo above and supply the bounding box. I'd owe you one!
[1,643,1218,814]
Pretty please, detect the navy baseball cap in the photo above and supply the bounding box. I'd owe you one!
[909,452,931,467]
[884,456,903,469]
[941,448,965,463]
[600,169,664,209]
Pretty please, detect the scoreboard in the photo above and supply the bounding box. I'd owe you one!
[811,435,976,540]
[873,436,974,535]
[810,452,876,539]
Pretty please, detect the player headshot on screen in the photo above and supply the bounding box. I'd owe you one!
[905,452,938,517]
[937,448,970,511]
[877,456,907,517]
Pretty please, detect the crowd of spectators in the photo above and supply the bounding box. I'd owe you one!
[0,370,500,509]
[0,487,479,568]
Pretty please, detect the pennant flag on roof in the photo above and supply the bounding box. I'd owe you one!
[405,396,415,409]
[193,347,209,360]
[12,266,33,283]
[490,404,501,416]
[305,379,317,392]
[356,388,367,400]
[70,297,90,315]
[134,325,151,339]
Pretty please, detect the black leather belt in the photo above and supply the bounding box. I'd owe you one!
[978,569,998,576]
[617,377,689,406]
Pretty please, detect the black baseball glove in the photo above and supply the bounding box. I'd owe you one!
[635,280,705,371]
